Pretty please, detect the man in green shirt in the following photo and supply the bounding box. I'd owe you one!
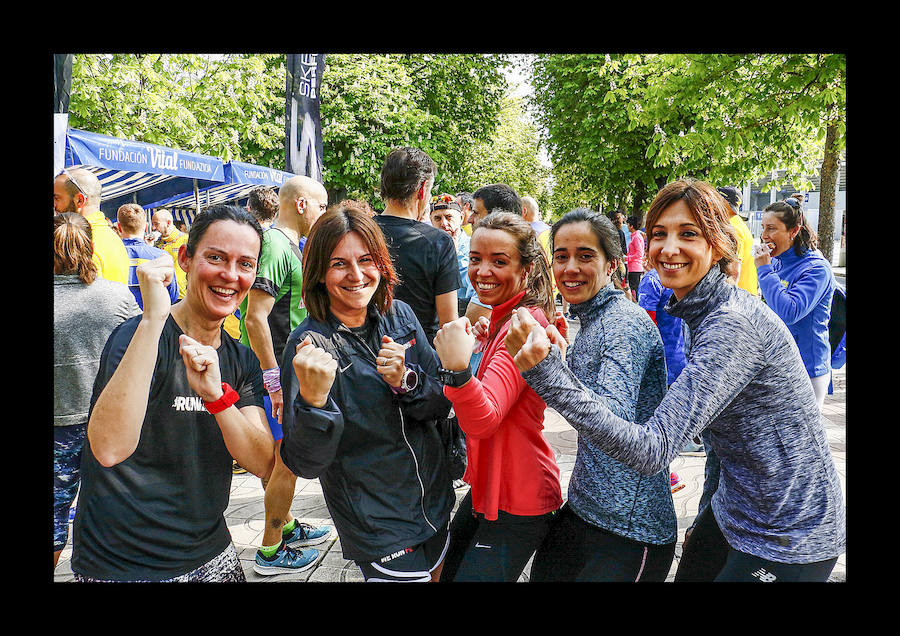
[239,175,333,575]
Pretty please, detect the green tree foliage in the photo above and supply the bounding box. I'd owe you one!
[69,54,285,166]
[460,95,549,208]
[68,53,518,211]
[320,54,511,204]
[529,53,846,252]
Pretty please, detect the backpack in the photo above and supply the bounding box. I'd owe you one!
[828,282,846,370]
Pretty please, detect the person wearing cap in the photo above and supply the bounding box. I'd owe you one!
[430,193,476,317]
[717,186,758,296]
[53,168,130,285]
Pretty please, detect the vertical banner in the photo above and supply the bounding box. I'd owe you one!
[285,54,325,182]
[54,53,73,177]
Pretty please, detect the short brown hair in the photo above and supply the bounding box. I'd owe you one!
[117,203,147,235]
[645,179,737,275]
[302,202,398,322]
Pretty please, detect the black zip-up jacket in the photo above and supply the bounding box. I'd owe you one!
[279,300,455,562]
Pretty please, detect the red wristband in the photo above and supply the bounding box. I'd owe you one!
[203,382,240,414]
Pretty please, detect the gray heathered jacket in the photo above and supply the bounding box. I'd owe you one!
[523,267,845,564]
[54,275,140,427]
[563,283,676,545]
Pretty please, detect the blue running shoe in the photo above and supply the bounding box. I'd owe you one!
[284,521,332,548]
[253,541,319,576]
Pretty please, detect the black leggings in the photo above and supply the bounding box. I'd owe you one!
[675,506,838,582]
[440,490,556,582]
[530,502,675,582]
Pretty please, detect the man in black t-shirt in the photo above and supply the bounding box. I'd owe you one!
[374,147,460,345]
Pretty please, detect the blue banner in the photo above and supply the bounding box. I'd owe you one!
[226,161,295,187]
[66,128,224,181]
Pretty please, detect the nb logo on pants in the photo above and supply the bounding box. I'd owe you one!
[751,568,777,582]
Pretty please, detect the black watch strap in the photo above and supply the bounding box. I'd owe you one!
[438,366,472,388]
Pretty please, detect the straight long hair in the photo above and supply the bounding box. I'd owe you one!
[302,203,399,323]
[645,179,738,276]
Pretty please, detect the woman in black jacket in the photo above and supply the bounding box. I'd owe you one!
[279,202,455,582]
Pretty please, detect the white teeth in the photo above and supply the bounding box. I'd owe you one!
[343,284,367,291]
[661,263,687,270]
[477,282,498,290]
[211,287,236,295]
[563,281,584,288]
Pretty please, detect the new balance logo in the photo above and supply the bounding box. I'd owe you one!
[172,396,207,412]
[750,568,777,582]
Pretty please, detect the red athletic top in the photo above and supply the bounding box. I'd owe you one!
[444,291,562,521]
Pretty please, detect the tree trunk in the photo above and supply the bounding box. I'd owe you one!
[817,120,839,264]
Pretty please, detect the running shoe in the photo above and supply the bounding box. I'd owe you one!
[679,440,706,456]
[232,460,247,475]
[253,541,319,576]
[670,471,685,494]
[284,522,332,548]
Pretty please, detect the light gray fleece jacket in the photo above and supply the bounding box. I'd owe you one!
[54,275,140,426]
[563,282,676,545]
[523,267,845,564]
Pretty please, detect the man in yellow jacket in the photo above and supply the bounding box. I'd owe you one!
[53,168,129,285]
[717,186,759,296]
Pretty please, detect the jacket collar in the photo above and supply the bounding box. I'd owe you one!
[664,266,731,332]
[569,282,622,319]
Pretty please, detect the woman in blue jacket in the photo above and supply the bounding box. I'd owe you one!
[279,202,455,583]
[756,197,836,410]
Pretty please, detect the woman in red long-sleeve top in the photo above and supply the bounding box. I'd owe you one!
[433,211,563,582]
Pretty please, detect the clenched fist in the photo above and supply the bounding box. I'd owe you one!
[292,335,337,408]
[434,317,476,372]
[136,254,176,323]
[505,307,568,372]
[179,334,223,402]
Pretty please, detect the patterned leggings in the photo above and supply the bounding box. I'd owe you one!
[53,423,86,552]
[73,543,246,582]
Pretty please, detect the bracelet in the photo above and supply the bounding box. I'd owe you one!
[262,367,281,393]
[204,382,240,414]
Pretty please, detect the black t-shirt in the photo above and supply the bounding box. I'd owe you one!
[72,315,265,581]
[374,215,460,344]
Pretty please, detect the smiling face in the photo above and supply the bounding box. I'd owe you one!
[648,200,719,300]
[552,221,615,305]
[760,211,798,258]
[468,228,527,307]
[323,231,382,327]
[179,220,260,321]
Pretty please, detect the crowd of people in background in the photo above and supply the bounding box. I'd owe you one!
[53,146,845,583]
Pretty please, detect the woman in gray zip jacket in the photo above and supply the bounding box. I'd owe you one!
[279,203,455,582]
[529,208,677,582]
[507,180,845,582]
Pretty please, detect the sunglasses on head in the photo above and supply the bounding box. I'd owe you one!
[62,168,89,197]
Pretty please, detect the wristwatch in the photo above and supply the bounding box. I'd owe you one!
[438,366,472,388]
[391,368,419,394]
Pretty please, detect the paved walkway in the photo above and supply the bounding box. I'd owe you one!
[54,360,846,583]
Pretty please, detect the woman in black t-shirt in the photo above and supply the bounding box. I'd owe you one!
[72,206,276,582]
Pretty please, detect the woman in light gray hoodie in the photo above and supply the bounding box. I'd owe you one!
[507,180,845,582]
[53,212,140,568]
